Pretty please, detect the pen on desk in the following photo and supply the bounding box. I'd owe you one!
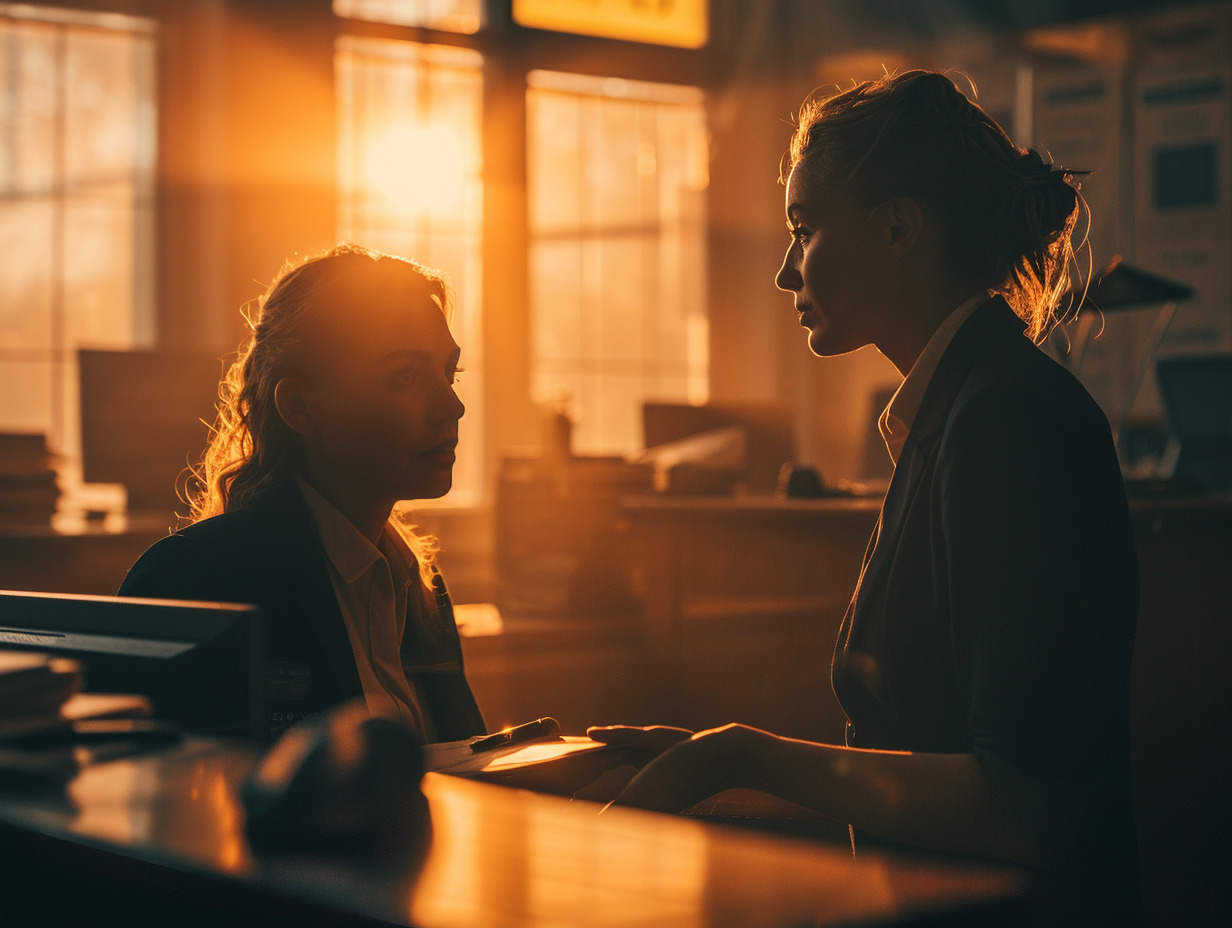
[470,717,560,753]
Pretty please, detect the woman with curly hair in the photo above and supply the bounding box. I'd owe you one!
[592,70,1139,923]
[121,244,485,744]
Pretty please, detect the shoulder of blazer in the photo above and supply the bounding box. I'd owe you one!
[906,297,1031,451]
[869,299,1035,541]
[121,479,329,605]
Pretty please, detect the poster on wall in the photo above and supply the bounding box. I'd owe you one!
[1031,48,1130,423]
[1133,4,1232,358]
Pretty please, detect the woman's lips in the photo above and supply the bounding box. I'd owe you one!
[421,439,458,465]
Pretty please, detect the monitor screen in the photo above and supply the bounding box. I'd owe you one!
[78,349,223,512]
[641,402,795,495]
[0,590,264,740]
[1156,356,1232,492]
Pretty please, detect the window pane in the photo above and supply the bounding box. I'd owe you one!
[337,37,484,503]
[528,70,708,456]
[529,239,583,363]
[0,359,53,432]
[0,197,54,349]
[333,0,482,34]
[1,21,56,195]
[64,191,140,348]
[0,6,156,476]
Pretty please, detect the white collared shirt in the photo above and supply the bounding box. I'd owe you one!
[297,478,437,740]
[879,292,993,466]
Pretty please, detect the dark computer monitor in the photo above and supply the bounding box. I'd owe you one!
[78,349,223,512]
[642,402,795,495]
[0,590,265,740]
[1156,355,1232,492]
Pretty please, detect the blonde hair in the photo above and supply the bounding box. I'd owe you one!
[187,244,453,583]
[784,70,1087,341]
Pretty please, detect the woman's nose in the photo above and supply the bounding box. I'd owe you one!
[446,385,465,422]
[775,244,801,292]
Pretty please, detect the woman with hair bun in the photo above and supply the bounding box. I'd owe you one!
[120,245,485,744]
[591,71,1139,922]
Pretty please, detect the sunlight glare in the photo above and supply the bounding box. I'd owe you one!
[363,121,467,219]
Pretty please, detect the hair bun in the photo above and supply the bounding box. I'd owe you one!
[1019,148,1053,179]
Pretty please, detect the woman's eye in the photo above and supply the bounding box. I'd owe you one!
[448,367,465,386]
[790,226,811,244]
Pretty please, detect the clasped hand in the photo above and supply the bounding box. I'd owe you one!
[585,722,766,813]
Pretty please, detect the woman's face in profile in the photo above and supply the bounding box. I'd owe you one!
[304,290,465,503]
[775,165,888,357]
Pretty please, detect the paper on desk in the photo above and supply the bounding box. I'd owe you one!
[423,735,613,776]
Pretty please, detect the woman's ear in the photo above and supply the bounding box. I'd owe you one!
[273,377,315,436]
[880,197,924,258]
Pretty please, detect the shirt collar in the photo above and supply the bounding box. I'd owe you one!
[879,291,992,465]
[297,477,382,584]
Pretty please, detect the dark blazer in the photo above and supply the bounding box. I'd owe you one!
[833,297,1139,921]
[118,481,485,743]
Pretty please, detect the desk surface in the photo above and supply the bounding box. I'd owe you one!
[0,739,1027,927]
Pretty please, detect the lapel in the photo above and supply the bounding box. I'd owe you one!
[250,481,363,700]
[857,297,1027,620]
[402,571,487,739]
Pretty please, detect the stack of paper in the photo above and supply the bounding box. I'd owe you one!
[0,433,61,528]
[0,650,83,740]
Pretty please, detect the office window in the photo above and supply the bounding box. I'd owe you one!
[0,5,157,475]
[527,70,709,455]
[336,37,484,502]
[333,0,482,33]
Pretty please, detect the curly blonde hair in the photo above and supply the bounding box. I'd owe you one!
[187,244,453,582]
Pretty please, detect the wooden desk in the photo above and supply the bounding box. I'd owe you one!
[0,739,1028,927]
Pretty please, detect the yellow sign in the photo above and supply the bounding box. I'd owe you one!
[513,0,708,49]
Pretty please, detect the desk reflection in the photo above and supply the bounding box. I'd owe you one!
[2,740,1025,927]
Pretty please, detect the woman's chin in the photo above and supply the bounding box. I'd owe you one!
[807,327,864,359]
[418,475,454,500]
[807,328,838,358]
[395,471,454,503]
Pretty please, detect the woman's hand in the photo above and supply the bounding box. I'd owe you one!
[597,723,766,814]
[586,724,693,754]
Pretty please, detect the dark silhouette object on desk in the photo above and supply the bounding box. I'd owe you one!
[777,463,824,498]
[242,700,430,866]
[776,463,857,499]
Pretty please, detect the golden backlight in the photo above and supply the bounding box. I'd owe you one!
[362,121,468,220]
[336,37,484,502]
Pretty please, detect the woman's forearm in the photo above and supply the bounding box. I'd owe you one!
[749,731,1059,864]
[611,724,1069,867]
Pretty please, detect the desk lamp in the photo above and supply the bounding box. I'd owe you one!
[1059,256,1193,441]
